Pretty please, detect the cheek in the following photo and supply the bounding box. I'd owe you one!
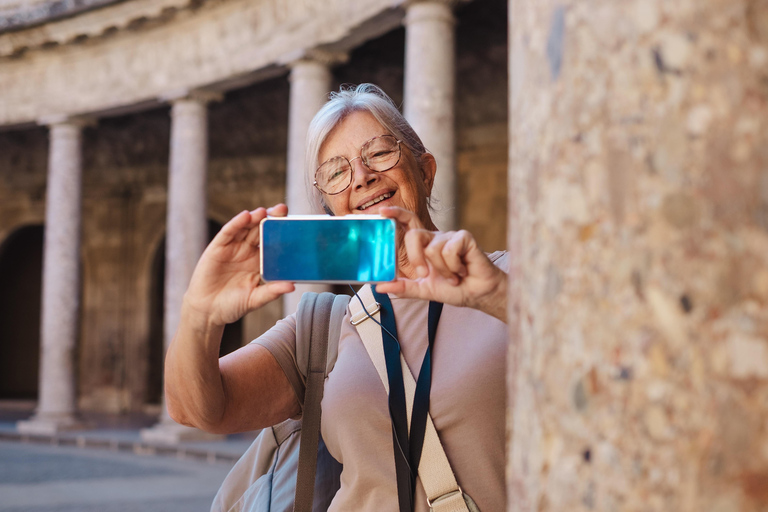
[399,170,424,208]
[324,193,347,215]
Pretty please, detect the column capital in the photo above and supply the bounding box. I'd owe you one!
[403,0,461,9]
[280,48,349,69]
[37,114,96,129]
[403,0,459,25]
[161,88,224,105]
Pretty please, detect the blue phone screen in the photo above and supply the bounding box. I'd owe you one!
[261,217,397,283]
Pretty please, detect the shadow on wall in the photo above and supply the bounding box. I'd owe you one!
[0,225,43,400]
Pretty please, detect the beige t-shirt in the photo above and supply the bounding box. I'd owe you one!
[254,252,508,512]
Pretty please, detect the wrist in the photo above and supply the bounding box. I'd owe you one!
[181,294,227,338]
[474,268,508,323]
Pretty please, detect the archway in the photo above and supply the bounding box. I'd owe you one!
[145,219,243,405]
[0,225,43,399]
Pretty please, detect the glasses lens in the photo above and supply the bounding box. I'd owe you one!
[362,136,400,171]
[316,157,352,194]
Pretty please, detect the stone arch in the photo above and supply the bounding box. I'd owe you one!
[144,218,244,405]
[0,224,44,400]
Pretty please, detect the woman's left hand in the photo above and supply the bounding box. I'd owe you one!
[374,206,507,322]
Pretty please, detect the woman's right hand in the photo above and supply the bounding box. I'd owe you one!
[183,204,295,328]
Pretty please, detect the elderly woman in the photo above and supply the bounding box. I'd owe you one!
[165,84,508,511]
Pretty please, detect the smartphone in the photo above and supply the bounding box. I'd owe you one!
[260,215,397,283]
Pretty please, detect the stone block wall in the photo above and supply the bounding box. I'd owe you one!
[508,0,768,509]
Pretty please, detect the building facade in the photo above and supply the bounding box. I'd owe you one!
[0,0,508,433]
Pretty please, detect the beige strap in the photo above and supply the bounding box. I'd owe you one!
[349,286,469,512]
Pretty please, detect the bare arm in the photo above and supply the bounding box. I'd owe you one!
[164,205,299,434]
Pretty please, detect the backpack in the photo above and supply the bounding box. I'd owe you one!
[210,292,351,512]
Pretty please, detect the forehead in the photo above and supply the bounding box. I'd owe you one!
[319,111,388,161]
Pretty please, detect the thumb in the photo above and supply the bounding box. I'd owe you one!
[249,281,296,309]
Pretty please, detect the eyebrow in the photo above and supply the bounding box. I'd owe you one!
[319,134,392,164]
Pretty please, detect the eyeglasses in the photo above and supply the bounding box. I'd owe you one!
[314,134,402,195]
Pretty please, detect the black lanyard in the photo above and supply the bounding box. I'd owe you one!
[372,289,443,512]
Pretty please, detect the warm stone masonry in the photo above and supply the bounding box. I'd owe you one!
[508,0,768,510]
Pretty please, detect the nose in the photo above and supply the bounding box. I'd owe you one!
[350,156,378,190]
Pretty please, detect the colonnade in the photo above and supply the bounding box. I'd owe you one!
[15,0,459,437]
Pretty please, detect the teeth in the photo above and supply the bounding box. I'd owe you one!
[359,192,392,210]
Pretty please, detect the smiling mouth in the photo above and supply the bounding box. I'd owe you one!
[358,191,393,211]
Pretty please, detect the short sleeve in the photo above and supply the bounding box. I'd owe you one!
[250,313,306,407]
[487,250,509,272]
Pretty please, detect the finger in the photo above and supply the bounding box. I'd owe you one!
[244,223,261,247]
[266,203,288,217]
[375,278,425,299]
[379,206,424,231]
[423,235,449,274]
[373,279,406,295]
[423,235,460,284]
[404,229,434,278]
[441,231,471,277]
[238,208,268,247]
[248,281,295,309]
[217,210,256,244]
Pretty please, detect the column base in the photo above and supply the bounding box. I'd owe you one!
[140,420,224,444]
[17,413,83,436]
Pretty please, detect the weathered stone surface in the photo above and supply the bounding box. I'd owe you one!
[0,0,122,32]
[0,0,408,126]
[19,118,87,434]
[508,0,768,510]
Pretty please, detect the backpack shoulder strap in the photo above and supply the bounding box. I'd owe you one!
[295,293,351,383]
[349,286,471,512]
[293,292,349,512]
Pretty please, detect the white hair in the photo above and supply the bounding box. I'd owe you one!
[304,83,434,214]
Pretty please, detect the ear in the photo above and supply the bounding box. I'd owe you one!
[420,153,437,196]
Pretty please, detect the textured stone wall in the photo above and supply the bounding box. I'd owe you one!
[0,126,48,236]
[0,0,122,31]
[508,0,768,510]
[0,0,407,125]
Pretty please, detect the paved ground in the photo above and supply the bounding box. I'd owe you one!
[0,440,234,512]
[0,402,258,512]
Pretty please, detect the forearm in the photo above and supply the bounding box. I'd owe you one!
[164,298,227,431]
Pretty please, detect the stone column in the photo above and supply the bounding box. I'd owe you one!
[18,117,90,435]
[142,90,222,443]
[403,0,457,231]
[508,1,768,511]
[282,52,345,316]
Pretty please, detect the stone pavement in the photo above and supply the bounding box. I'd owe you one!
[0,401,258,512]
[0,401,256,464]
